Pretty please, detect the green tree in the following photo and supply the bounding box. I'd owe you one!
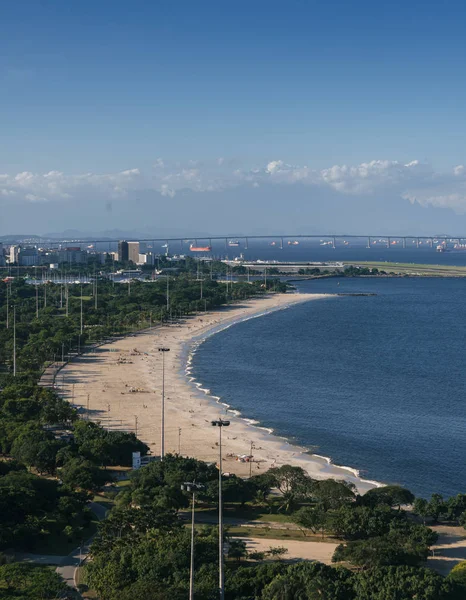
[354,565,457,600]
[293,506,326,536]
[361,485,415,510]
[267,465,314,512]
[448,560,466,590]
[60,457,110,492]
[261,562,354,600]
[228,539,247,562]
[311,479,356,510]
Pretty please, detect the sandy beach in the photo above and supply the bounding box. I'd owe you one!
[60,292,378,494]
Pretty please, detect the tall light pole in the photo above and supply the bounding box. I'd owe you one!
[13,305,16,377]
[211,418,230,600]
[94,273,98,310]
[181,481,205,600]
[80,284,83,335]
[166,275,170,311]
[249,441,255,478]
[158,347,170,459]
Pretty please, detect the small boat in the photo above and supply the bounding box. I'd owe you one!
[228,240,240,247]
[287,240,299,245]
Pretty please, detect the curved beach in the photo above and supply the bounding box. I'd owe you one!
[60,293,379,494]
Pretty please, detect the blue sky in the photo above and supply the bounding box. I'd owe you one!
[2,0,466,234]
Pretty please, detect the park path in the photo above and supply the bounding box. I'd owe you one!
[55,502,108,593]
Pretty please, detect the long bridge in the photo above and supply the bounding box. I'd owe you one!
[6,233,463,250]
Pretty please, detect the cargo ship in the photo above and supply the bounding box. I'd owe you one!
[190,244,212,252]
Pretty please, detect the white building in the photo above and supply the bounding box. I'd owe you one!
[137,252,155,265]
[9,245,20,264]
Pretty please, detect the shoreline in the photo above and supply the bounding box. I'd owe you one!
[61,293,380,494]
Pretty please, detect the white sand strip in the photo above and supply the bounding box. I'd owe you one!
[61,293,378,494]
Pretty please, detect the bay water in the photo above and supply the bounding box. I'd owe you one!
[191,278,466,498]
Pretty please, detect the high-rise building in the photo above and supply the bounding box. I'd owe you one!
[127,241,140,264]
[118,240,129,262]
[19,247,39,266]
[9,245,20,264]
[0,243,5,267]
[58,247,87,264]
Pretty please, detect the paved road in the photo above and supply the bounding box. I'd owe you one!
[14,553,64,565]
[55,502,108,594]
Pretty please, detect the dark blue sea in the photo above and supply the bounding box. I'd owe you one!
[192,277,466,498]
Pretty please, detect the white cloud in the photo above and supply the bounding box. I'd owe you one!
[25,193,47,202]
[2,157,466,212]
[160,184,175,198]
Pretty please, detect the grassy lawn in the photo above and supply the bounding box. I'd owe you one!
[189,502,296,523]
[226,525,333,543]
[113,478,131,487]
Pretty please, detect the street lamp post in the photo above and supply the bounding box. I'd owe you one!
[249,441,255,478]
[211,418,230,600]
[181,481,205,600]
[13,305,16,377]
[158,347,170,459]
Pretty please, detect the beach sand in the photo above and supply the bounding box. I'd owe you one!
[60,293,378,494]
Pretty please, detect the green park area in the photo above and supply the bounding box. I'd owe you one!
[344,261,466,276]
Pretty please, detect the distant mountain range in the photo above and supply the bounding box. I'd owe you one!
[3,183,466,240]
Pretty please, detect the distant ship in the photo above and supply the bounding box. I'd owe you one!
[453,243,466,251]
[437,244,447,252]
[190,244,212,252]
[287,240,299,245]
[270,241,277,246]
[228,240,240,247]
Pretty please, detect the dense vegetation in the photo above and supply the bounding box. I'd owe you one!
[82,456,466,600]
[0,383,147,553]
[0,563,66,599]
